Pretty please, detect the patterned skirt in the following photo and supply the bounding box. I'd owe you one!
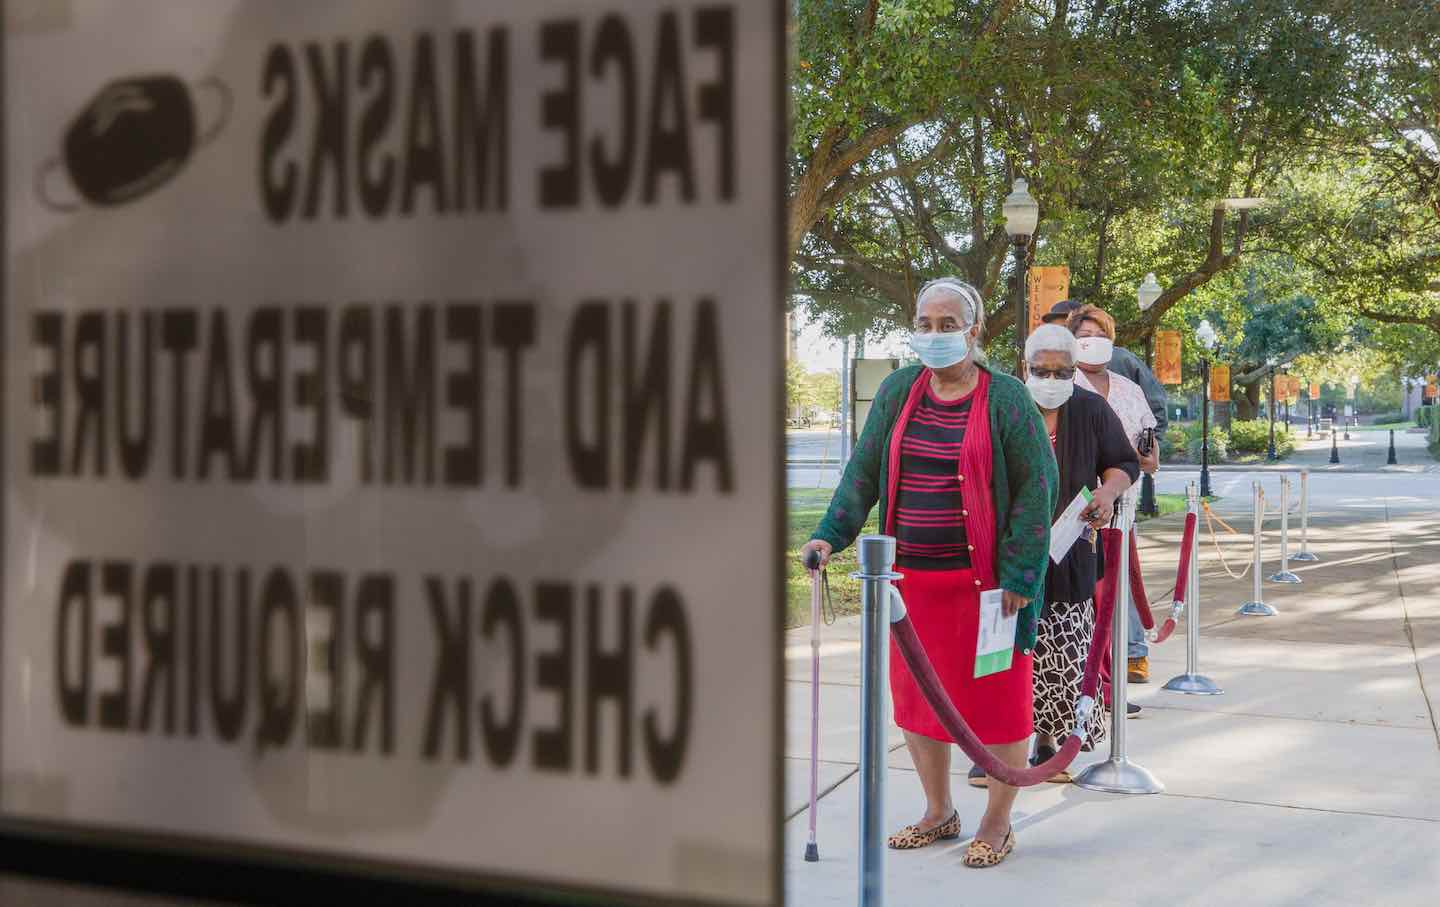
[1032,598,1108,749]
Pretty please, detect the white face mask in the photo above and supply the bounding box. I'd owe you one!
[1076,336,1114,366]
[909,330,970,370]
[1026,375,1075,410]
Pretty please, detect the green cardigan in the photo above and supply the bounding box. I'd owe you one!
[810,364,1059,652]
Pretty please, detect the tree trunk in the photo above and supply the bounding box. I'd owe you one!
[1234,381,1261,421]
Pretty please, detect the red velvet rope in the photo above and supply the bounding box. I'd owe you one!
[1150,511,1197,645]
[1128,530,1155,630]
[888,531,1120,787]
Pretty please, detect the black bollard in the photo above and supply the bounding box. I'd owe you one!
[1330,429,1340,464]
[1139,472,1158,517]
[1387,429,1398,465]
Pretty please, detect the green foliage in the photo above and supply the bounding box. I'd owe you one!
[789,0,1440,380]
[786,488,879,628]
[1227,419,1296,456]
[1185,433,1229,464]
[786,361,843,424]
[1419,408,1437,429]
[1165,422,1229,462]
[1430,415,1440,462]
[785,360,809,414]
[1161,426,1188,459]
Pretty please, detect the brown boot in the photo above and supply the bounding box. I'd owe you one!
[1127,656,1150,683]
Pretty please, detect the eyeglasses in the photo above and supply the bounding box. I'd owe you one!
[1030,367,1075,380]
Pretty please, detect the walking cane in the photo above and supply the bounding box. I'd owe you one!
[802,549,825,862]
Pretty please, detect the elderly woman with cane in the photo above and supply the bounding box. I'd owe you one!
[799,278,1057,868]
[1023,324,1140,778]
[1067,304,1160,685]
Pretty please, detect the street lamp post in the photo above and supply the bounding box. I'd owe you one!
[1003,178,1039,374]
[1346,374,1359,438]
[1196,320,1217,498]
[1282,368,1291,429]
[1136,274,1163,516]
[1266,359,1279,462]
[1306,383,1314,439]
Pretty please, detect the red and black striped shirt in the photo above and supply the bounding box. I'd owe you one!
[894,385,973,571]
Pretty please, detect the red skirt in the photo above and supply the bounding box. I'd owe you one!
[890,566,1034,745]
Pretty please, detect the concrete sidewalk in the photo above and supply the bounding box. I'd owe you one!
[789,426,1440,475]
[783,477,1440,905]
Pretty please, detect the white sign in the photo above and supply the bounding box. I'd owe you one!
[2,2,782,905]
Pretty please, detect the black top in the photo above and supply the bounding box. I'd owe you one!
[894,387,973,571]
[1043,385,1141,608]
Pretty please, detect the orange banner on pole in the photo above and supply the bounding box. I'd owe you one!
[1426,375,1438,399]
[1153,331,1182,385]
[1282,375,1300,402]
[1027,266,1070,335]
[1309,382,1320,400]
[1209,364,1231,402]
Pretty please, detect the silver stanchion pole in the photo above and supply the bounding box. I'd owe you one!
[1163,482,1223,695]
[1291,468,1319,562]
[1267,475,1301,584]
[1074,499,1164,795]
[854,535,901,907]
[1238,482,1278,616]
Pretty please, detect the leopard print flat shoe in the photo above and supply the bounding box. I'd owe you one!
[962,828,1015,868]
[886,811,961,850]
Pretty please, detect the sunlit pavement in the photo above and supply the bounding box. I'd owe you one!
[784,471,1440,905]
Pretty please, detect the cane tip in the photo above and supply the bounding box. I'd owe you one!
[804,843,819,862]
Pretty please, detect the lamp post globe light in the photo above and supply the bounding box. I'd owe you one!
[1136,274,1164,516]
[1267,357,1280,462]
[1003,178,1039,372]
[1137,273,1162,311]
[1196,319,1218,498]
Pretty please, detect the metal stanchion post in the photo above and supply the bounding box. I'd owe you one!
[1163,483,1222,695]
[1074,499,1164,794]
[1238,482,1278,616]
[1291,468,1318,563]
[1267,475,1301,584]
[1388,429,1398,465]
[854,536,901,907]
[1272,475,1307,581]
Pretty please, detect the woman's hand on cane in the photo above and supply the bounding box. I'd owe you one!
[800,540,832,576]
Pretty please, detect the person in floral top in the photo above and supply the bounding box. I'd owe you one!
[1068,304,1159,684]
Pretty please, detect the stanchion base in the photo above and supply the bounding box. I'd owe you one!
[1073,758,1164,795]
[1267,571,1302,584]
[1162,673,1223,695]
[1290,552,1319,562]
[804,843,819,862]
[1237,601,1279,616]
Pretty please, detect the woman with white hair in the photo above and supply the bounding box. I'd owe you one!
[799,278,1057,867]
[1022,323,1139,779]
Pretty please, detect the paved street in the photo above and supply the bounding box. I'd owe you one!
[784,471,1440,905]
[789,425,1439,490]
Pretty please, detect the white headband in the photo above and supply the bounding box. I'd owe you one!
[916,278,983,328]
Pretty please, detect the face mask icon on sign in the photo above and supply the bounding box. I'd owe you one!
[36,74,230,211]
